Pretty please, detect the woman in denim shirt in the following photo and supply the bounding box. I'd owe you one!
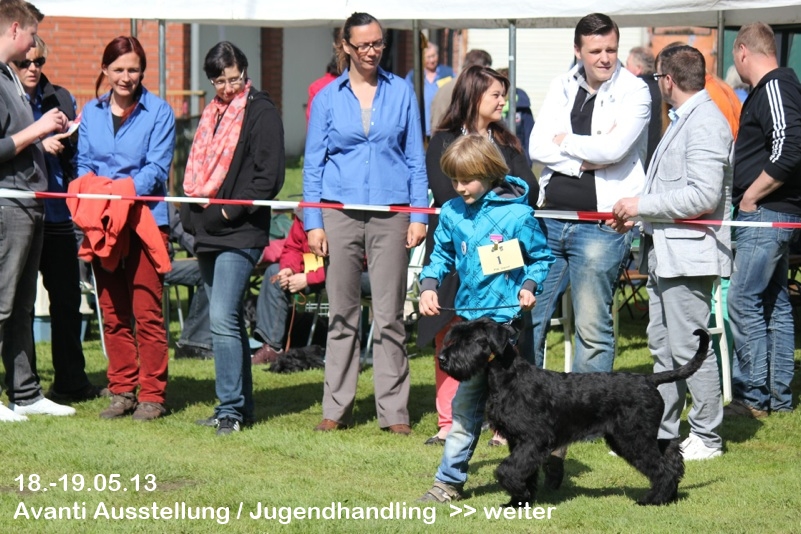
[304,12,428,434]
[76,36,175,421]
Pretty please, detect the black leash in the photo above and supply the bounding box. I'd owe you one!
[438,304,521,312]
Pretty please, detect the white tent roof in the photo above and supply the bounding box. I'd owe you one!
[33,0,801,28]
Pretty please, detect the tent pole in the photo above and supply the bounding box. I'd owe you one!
[507,20,517,133]
[159,19,166,100]
[717,11,725,78]
[412,20,425,138]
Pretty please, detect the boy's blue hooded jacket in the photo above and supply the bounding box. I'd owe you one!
[420,175,553,323]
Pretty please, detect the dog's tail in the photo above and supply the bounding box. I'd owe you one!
[647,330,710,386]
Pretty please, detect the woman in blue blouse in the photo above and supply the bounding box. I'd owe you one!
[304,12,428,434]
[76,36,175,421]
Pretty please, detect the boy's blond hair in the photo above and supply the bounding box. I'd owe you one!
[440,134,509,186]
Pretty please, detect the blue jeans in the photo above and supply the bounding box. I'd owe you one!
[435,372,488,486]
[165,259,212,350]
[728,207,799,412]
[254,263,300,350]
[197,248,261,422]
[527,219,630,372]
[253,264,372,350]
[0,206,45,403]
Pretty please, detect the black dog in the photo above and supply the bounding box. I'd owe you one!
[267,345,325,373]
[439,318,710,506]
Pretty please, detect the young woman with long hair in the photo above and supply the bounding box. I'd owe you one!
[421,65,539,445]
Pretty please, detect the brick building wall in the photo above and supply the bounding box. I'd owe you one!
[260,28,283,113]
[36,17,190,116]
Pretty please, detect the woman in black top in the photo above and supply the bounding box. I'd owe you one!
[181,42,285,435]
[421,65,539,445]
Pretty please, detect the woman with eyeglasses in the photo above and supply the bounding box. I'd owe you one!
[76,36,175,421]
[11,35,106,403]
[181,41,285,436]
[304,12,427,434]
[421,65,541,447]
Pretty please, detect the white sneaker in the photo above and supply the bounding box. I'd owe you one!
[0,404,28,422]
[11,398,76,417]
[681,433,722,461]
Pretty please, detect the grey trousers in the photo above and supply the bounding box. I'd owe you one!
[645,245,723,448]
[321,209,410,427]
[0,206,45,403]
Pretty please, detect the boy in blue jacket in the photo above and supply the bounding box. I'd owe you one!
[418,134,553,502]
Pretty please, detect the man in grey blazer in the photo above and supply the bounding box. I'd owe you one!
[609,45,732,461]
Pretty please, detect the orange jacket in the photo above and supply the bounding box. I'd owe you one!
[67,173,171,274]
[705,74,742,139]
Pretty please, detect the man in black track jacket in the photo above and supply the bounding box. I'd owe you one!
[727,22,801,419]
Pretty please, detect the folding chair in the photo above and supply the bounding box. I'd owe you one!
[709,277,731,402]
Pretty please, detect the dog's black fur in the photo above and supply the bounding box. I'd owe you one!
[439,318,710,507]
[268,345,325,373]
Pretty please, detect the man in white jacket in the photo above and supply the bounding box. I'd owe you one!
[527,12,650,375]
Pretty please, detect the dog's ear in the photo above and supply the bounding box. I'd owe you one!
[485,319,510,357]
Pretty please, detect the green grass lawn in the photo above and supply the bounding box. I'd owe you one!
[278,156,303,201]
[2,313,801,533]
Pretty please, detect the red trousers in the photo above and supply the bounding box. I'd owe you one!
[434,317,461,432]
[93,230,169,403]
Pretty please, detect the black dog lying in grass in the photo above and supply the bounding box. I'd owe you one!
[438,318,710,506]
[267,346,325,373]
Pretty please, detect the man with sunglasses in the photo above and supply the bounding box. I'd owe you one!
[11,34,106,404]
[610,45,731,461]
[0,0,74,422]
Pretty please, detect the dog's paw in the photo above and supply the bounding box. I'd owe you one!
[636,492,677,506]
[502,496,532,508]
[543,456,564,491]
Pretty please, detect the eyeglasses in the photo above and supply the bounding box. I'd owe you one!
[346,39,385,54]
[210,71,245,89]
[652,73,669,81]
[14,57,46,69]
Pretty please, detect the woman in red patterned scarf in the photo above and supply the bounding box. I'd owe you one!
[181,41,285,436]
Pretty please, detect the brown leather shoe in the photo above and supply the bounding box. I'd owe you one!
[252,345,283,365]
[99,393,137,419]
[385,424,412,435]
[723,399,768,419]
[132,402,166,421]
[314,418,347,432]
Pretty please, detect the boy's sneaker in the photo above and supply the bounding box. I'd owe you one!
[0,404,28,422]
[216,417,241,436]
[681,433,722,461]
[99,393,137,419]
[418,481,463,503]
[11,398,76,417]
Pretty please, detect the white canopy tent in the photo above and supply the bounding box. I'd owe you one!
[33,0,801,135]
[31,0,801,28]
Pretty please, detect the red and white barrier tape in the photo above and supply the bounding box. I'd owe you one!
[3,188,801,229]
